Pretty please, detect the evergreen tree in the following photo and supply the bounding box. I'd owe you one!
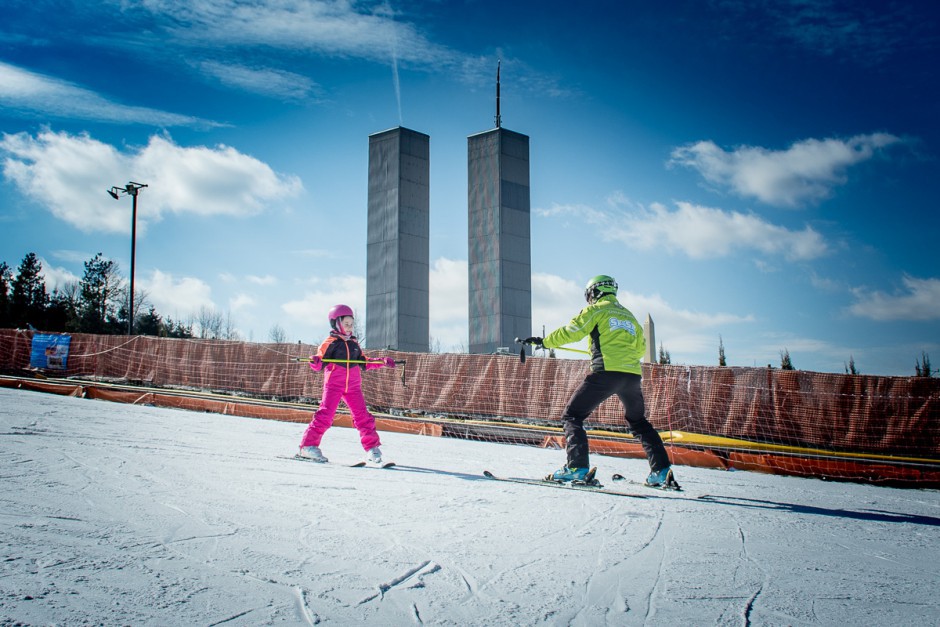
[136,306,166,336]
[10,253,47,329]
[0,261,11,327]
[780,349,794,370]
[845,355,859,375]
[915,351,933,377]
[164,316,193,338]
[46,282,81,332]
[78,253,124,334]
[718,335,727,366]
[658,343,671,365]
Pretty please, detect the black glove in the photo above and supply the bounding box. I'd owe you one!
[522,336,544,347]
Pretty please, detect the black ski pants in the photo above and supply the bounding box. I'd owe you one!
[560,370,670,471]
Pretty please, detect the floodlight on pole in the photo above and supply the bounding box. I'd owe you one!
[106,182,148,335]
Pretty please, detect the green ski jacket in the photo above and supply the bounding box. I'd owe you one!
[542,294,646,375]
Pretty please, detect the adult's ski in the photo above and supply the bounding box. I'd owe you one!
[611,473,683,492]
[483,470,648,499]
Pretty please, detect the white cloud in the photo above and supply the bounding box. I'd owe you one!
[632,290,754,330]
[145,0,457,68]
[719,1,929,65]
[3,5,562,114]
[669,134,902,207]
[245,274,278,286]
[198,61,322,102]
[229,293,256,311]
[634,201,829,260]
[429,257,468,322]
[539,200,829,261]
[534,202,608,225]
[138,134,303,218]
[0,61,217,127]
[429,257,468,351]
[281,257,469,351]
[140,270,215,320]
[123,1,560,96]
[281,274,367,339]
[38,259,79,292]
[427,263,747,354]
[530,273,582,338]
[608,289,755,363]
[528,271,754,361]
[848,275,940,321]
[49,249,94,265]
[272,260,757,359]
[0,130,303,234]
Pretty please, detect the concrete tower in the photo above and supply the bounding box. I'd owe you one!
[644,314,655,365]
[366,127,430,352]
[467,64,532,353]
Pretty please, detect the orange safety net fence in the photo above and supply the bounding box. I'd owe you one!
[2,329,938,486]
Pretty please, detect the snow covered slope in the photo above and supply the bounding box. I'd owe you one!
[1,387,937,625]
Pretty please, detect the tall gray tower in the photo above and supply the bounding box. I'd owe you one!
[366,127,430,352]
[467,125,532,353]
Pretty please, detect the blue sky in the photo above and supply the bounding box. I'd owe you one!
[1,0,938,376]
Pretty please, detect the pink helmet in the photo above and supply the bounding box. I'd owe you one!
[328,304,354,331]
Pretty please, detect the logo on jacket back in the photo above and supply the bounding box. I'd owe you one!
[610,317,636,335]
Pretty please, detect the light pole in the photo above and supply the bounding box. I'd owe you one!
[107,182,148,335]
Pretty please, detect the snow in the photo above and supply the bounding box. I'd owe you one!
[1,386,938,626]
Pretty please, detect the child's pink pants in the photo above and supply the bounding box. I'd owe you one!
[299,365,381,452]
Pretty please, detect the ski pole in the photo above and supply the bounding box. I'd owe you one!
[515,337,590,363]
[554,346,590,355]
[292,357,405,365]
[292,357,408,386]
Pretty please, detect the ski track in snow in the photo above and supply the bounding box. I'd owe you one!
[735,521,765,627]
[1,387,939,625]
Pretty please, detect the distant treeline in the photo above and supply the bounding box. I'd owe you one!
[0,252,192,338]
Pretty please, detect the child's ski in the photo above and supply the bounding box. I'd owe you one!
[281,455,394,469]
[350,460,397,469]
[287,454,327,464]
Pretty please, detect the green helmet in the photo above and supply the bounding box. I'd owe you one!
[584,275,618,303]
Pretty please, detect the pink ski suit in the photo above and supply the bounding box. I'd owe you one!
[299,332,383,452]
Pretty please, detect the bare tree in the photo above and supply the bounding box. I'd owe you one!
[269,324,288,344]
[196,306,224,339]
[223,310,240,341]
[353,308,365,344]
[132,288,150,329]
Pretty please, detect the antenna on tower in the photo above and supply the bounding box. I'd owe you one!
[495,60,501,128]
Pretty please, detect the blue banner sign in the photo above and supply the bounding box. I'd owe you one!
[29,333,71,371]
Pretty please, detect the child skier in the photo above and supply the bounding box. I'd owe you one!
[298,304,395,464]
[523,275,676,488]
